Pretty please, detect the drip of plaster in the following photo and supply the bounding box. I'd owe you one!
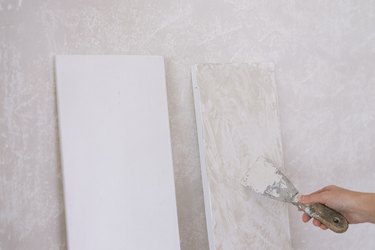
[192,63,292,250]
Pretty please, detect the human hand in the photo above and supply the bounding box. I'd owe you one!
[299,185,375,230]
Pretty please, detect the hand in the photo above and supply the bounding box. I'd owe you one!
[299,185,375,230]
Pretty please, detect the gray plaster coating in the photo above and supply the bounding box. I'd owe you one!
[1,1,375,249]
[193,63,292,249]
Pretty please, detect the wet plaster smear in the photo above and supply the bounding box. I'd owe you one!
[193,63,292,249]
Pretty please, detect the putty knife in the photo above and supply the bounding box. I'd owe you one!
[241,157,349,233]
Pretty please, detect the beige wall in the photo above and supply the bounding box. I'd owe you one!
[1,1,375,249]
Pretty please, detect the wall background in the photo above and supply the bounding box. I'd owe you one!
[1,0,375,249]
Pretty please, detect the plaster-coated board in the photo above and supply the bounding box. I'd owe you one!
[55,55,180,250]
[192,63,292,249]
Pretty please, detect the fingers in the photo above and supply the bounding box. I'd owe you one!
[302,213,311,222]
[302,213,328,230]
[299,193,322,204]
[322,185,337,191]
[299,186,336,231]
[307,187,327,196]
[313,219,328,230]
[299,192,328,205]
[313,219,321,227]
[299,185,337,204]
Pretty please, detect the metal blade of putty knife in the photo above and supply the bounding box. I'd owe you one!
[241,157,349,233]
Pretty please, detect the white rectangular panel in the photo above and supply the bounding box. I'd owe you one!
[192,63,292,249]
[55,55,180,250]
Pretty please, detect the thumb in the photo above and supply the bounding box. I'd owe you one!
[299,192,327,205]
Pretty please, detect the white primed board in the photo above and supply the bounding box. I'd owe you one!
[192,63,292,250]
[55,55,180,250]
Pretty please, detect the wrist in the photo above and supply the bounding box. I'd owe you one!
[361,193,375,223]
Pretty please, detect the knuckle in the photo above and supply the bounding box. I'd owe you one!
[324,185,337,190]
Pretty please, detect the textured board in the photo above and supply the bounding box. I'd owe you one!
[192,63,292,250]
[55,55,180,250]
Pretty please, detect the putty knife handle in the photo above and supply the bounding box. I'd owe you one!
[304,203,349,233]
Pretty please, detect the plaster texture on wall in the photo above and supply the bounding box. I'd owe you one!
[1,1,375,249]
[193,63,292,250]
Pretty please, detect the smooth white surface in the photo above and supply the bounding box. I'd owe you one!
[55,55,180,250]
[193,63,292,249]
